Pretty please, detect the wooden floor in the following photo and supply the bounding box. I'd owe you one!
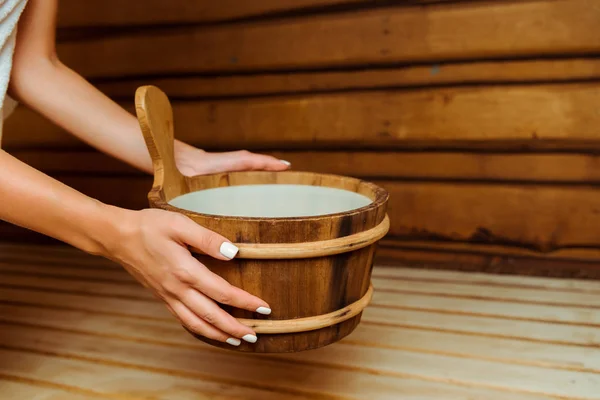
[0,244,599,399]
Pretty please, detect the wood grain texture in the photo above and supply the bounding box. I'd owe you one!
[370,276,600,307]
[0,378,114,400]
[56,0,600,78]
[371,266,600,293]
[383,182,600,252]
[57,0,377,27]
[134,86,187,200]
[0,245,599,399]
[5,83,600,151]
[379,239,600,262]
[377,246,600,279]
[94,58,600,99]
[9,149,600,183]
[56,0,479,28]
[0,349,272,400]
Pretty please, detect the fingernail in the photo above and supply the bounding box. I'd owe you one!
[226,337,241,346]
[280,160,291,166]
[220,242,239,259]
[256,306,272,315]
[242,334,257,343]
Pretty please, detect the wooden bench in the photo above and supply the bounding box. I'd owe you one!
[0,243,598,399]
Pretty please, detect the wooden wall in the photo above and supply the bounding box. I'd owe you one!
[2,0,600,277]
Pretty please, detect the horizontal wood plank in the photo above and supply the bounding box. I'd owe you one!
[9,149,600,183]
[5,83,600,151]
[379,237,600,266]
[56,0,483,28]
[0,262,137,283]
[373,266,600,293]
[0,272,152,300]
[380,239,600,262]
[0,379,106,400]
[362,306,600,347]
[371,277,600,308]
[0,251,119,270]
[94,58,600,99]
[376,245,600,279]
[0,243,118,267]
[0,323,590,399]
[57,0,384,28]
[0,347,298,400]
[56,0,600,78]
[371,290,600,326]
[383,181,600,252]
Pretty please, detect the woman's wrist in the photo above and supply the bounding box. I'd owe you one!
[77,202,135,259]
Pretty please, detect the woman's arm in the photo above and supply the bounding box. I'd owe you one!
[9,0,290,176]
[9,0,154,173]
[0,149,269,346]
[1,0,273,347]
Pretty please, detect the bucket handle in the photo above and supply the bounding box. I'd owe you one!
[135,85,186,200]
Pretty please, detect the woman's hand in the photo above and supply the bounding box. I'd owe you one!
[174,141,291,176]
[1,150,271,347]
[103,207,271,347]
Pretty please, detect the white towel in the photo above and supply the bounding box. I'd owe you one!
[0,0,28,147]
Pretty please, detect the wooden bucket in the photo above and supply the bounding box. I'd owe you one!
[135,86,390,353]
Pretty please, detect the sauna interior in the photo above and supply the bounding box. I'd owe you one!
[1,0,599,398]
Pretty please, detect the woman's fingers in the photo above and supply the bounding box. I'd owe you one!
[179,288,258,343]
[238,152,291,171]
[173,215,272,314]
[162,212,273,344]
[190,262,272,315]
[217,150,291,172]
[168,299,242,346]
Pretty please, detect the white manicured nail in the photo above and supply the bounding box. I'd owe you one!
[220,242,239,259]
[226,337,241,346]
[256,306,272,315]
[280,160,291,166]
[242,334,257,343]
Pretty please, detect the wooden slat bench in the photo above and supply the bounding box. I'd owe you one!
[0,243,598,399]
